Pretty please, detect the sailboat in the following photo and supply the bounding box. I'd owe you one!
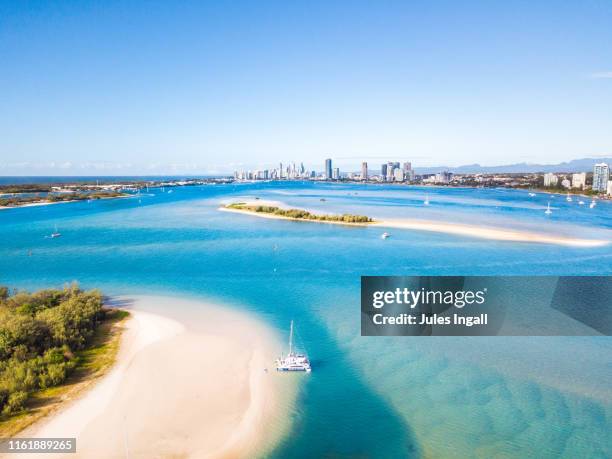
[50,225,61,238]
[589,199,596,209]
[276,321,311,372]
[545,202,552,215]
[566,193,572,202]
[424,194,430,206]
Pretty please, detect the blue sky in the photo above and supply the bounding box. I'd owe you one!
[1,1,611,175]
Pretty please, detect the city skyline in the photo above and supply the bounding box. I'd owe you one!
[1,2,611,174]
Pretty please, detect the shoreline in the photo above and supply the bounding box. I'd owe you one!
[0,195,131,211]
[220,201,609,247]
[10,296,296,459]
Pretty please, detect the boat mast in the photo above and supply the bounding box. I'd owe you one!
[289,320,293,356]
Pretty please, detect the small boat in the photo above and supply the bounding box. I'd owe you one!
[589,200,596,209]
[381,232,390,239]
[545,202,552,215]
[578,200,585,205]
[424,194,430,206]
[566,193,572,202]
[50,225,61,238]
[168,189,173,194]
[276,321,311,372]
[528,192,536,197]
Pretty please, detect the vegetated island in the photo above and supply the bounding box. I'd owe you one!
[0,284,128,436]
[224,202,375,224]
[0,191,127,209]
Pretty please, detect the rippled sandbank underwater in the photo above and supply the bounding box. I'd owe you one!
[1,181,610,458]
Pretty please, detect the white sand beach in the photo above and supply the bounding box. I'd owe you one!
[10,296,296,459]
[220,200,609,247]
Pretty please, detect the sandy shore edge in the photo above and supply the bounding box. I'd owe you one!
[8,296,295,459]
[219,201,609,247]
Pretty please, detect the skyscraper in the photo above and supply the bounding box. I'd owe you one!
[325,159,332,180]
[332,167,340,180]
[386,162,395,181]
[361,162,368,180]
[403,162,412,172]
[593,163,609,192]
[381,164,387,180]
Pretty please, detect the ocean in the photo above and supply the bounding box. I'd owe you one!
[0,180,610,458]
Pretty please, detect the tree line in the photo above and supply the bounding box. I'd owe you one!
[228,203,374,223]
[0,284,105,416]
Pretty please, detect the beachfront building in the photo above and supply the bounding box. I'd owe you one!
[394,168,404,182]
[543,173,558,187]
[593,163,610,192]
[332,167,340,180]
[572,173,586,190]
[385,162,399,181]
[325,159,332,180]
[608,180,612,196]
[561,178,571,189]
[435,171,453,184]
[361,162,368,180]
[386,162,395,181]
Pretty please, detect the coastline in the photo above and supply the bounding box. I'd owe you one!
[9,296,296,459]
[220,201,609,247]
[0,195,131,211]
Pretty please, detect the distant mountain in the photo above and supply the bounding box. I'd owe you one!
[414,158,612,174]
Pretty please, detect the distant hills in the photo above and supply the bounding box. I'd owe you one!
[414,157,612,174]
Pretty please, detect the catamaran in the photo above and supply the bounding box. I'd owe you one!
[276,321,311,372]
[545,202,552,215]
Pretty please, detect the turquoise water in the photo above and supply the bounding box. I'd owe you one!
[1,182,611,458]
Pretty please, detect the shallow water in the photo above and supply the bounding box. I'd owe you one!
[1,181,611,458]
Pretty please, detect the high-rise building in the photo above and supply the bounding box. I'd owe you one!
[332,167,340,180]
[325,159,332,179]
[608,180,612,196]
[361,162,368,180]
[571,173,586,190]
[435,171,452,184]
[393,168,404,182]
[403,162,412,172]
[543,173,558,187]
[279,163,283,179]
[593,163,610,192]
[386,162,395,181]
[380,164,387,180]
